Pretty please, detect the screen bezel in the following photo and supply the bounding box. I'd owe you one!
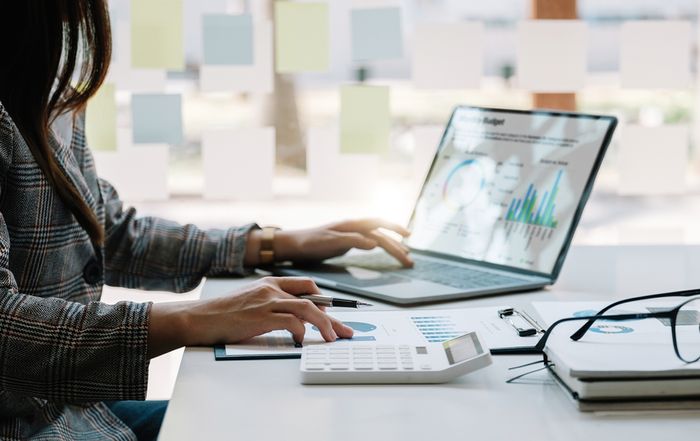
[406,105,618,281]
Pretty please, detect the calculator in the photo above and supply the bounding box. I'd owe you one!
[300,332,492,384]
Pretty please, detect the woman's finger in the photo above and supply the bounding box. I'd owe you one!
[271,277,322,296]
[335,218,411,237]
[336,232,377,251]
[368,231,414,268]
[271,299,337,342]
[269,313,307,344]
[330,316,354,339]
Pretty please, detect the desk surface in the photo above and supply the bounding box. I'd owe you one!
[158,245,700,441]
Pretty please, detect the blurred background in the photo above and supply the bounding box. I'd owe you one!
[96,0,700,398]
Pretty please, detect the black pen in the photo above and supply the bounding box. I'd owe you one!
[299,295,372,308]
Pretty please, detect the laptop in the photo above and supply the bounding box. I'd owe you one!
[276,106,617,305]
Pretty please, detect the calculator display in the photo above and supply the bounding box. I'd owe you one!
[443,333,483,365]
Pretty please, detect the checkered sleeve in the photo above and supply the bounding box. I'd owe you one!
[100,178,258,293]
[0,109,151,402]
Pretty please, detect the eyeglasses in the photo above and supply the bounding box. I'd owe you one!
[493,288,700,364]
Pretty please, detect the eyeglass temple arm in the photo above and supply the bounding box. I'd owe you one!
[534,316,591,352]
[568,288,700,341]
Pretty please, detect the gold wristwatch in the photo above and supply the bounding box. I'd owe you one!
[259,227,280,265]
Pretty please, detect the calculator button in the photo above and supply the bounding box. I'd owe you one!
[304,364,326,371]
[420,364,432,370]
[330,365,350,371]
[353,365,374,370]
[329,354,350,359]
[379,365,398,370]
[401,365,414,370]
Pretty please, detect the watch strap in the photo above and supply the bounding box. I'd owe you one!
[259,227,280,265]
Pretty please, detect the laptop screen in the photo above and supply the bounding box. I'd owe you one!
[407,107,616,276]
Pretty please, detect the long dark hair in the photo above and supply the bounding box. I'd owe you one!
[0,0,111,245]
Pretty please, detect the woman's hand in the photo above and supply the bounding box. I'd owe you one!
[246,218,413,268]
[148,277,354,358]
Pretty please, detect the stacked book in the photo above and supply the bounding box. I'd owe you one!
[533,302,700,411]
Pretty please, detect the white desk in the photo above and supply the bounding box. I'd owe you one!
[158,245,700,441]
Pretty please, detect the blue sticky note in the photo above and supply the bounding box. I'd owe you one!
[132,94,183,145]
[351,7,403,61]
[203,14,254,66]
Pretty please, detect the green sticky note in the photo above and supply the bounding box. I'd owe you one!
[340,85,390,154]
[275,2,329,73]
[131,0,184,70]
[86,83,117,151]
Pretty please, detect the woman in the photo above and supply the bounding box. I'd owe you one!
[0,2,412,440]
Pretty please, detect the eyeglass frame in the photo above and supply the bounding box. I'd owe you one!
[492,288,700,364]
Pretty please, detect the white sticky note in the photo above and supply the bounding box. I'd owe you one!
[618,125,688,195]
[412,125,443,191]
[620,21,691,89]
[516,20,587,92]
[307,127,379,200]
[199,21,273,94]
[93,144,170,201]
[412,23,483,89]
[108,22,167,92]
[202,127,275,200]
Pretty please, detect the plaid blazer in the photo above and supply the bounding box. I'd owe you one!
[0,101,254,440]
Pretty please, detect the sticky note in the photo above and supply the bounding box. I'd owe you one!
[200,21,274,93]
[620,21,691,89]
[85,83,117,151]
[340,85,390,154]
[274,2,329,73]
[618,125,688,195]
[412,23,483,89]
[307,127,380,200]
[351,7,403,61]
[203,14,254,66]
[202,128,275,200]
[93,144,169,201]
[131,94,183,145]
[131,0,184,70]
[516,20,586,92]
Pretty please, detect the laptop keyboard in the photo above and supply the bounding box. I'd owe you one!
[330,253,528,290]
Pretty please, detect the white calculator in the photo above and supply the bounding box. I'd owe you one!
[300,332,492,384]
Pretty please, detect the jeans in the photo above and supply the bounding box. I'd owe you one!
[104,400,169,441]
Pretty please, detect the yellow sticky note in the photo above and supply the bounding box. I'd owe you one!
[340,85,390,154]
[275,2,329,73]
[86,83,117,151]
[131,0,184,70]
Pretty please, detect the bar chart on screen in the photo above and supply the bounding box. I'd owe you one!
[502,169,564,249]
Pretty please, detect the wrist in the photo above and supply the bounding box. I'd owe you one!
[148,302,194,358]
[273,230,299,262]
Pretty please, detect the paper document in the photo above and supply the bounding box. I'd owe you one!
[220,307,541,359]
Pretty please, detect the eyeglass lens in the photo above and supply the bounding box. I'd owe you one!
[676,298,700,363]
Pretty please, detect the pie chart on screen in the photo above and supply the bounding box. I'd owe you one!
[442,159,485,211]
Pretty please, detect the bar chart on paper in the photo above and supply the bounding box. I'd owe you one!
[411,316,465,343]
